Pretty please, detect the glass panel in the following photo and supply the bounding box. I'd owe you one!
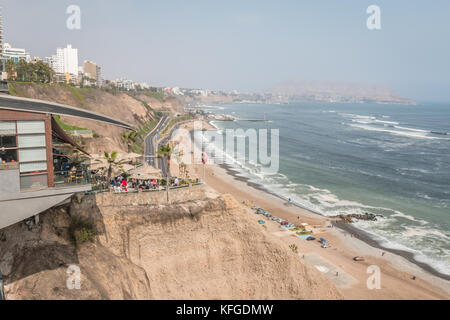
[19,148,47,162]
[0,149,18,163]
[20,174,48,190]
[0,135,17,148]
[0,121,16,135]
[20,161,47,173]
[18,134,46,148]
[17,121,45,134]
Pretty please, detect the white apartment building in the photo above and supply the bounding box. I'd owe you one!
[113,78,135,91]
[45,45,78,78]
[3,43,31,63]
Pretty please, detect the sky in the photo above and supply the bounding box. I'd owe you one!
[1,0,450,102]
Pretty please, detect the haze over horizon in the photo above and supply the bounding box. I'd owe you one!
[1,0,450,102]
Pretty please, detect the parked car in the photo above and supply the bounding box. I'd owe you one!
[306,236,316,241]
[281,221,289,226]
[265,213,273,218]
[322,243,331,249]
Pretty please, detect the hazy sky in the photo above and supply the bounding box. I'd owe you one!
[2,0,450,102]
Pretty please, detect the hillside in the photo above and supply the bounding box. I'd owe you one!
[0,187,342,300]
[7,83,177,154]
[270,80,417,104]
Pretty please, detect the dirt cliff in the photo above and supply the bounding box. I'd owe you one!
[0,187,342,300]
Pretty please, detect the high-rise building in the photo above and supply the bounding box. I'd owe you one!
[58,44,78,76]
[84,60,102,87]
[0,7,4,60]
[46,44,78,79]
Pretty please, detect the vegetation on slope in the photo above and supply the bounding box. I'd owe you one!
[162,114,196,135]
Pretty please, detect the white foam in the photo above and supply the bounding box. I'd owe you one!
[349,123,450,140]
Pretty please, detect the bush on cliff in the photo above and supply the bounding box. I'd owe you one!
[69,216,96,245]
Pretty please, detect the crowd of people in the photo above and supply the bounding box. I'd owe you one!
[105,176,199,193]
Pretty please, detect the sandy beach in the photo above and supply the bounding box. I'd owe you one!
[169,121,450,300]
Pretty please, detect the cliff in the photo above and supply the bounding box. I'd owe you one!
[0,186,342,300]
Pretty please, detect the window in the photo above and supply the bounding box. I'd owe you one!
[20,174,48,189]
[18,134,46,148]
[1,120,49,190]
[19,148,47,163]
[0,135,17,148]
[17,121,45,134]
[0,149,18,163]
[0,121,18,164]
[0,121,16,135]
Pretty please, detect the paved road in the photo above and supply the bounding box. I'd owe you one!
[0,94,134,129]
[144,115,169,167]
[156,120,195,179]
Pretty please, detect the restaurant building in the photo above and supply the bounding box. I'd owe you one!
[0,94,133,229]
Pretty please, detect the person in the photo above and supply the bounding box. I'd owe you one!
[174,177,179,186]
[121,178,128,192]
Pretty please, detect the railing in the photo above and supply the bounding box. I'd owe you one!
[85,182,204,195]
[54,169,92,188]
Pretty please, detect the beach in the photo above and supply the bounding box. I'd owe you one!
[205,163,450,299]
[170,120,450,300]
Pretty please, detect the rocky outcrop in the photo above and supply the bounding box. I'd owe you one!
[332,213,383,224]
[0,206,152,300]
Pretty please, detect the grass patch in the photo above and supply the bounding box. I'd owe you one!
[144,91,165,102]
[53,115,89,132]
[130,118,159,154]
[8,82,27,97]
[58,84,86,105]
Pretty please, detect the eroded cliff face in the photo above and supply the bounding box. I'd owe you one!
[1,187,342,300]
[0,206,152,300]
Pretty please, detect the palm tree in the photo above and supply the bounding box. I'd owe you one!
[103,151,126,188]
[157,144,172,203]
[5,60,16,81]
[121,131,137,153]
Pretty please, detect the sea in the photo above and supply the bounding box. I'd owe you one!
[198,101,450,276]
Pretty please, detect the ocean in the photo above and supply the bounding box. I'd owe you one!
[200,101,450,276]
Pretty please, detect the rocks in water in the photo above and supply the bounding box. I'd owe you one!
[333,213,383,224]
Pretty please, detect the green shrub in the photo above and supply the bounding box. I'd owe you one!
[69,217,96,245]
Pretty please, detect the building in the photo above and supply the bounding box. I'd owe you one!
[2,43,31,63]
[0,94,133,230]
[0,7,3,60]
[84,60,102,87]
[112,78,135,91]
[0,8,6,83]
[46,45,78,83]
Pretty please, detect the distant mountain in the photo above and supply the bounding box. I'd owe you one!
[269,80,417,105]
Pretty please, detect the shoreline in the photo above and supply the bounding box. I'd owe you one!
[217,162,450,281]
[171,120,450,298]
[206,162,450,298]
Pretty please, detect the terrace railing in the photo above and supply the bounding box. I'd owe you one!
[54,169,92,188]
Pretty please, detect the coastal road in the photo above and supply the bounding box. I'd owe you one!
[156,120,193,179]
[144,115,169,166]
